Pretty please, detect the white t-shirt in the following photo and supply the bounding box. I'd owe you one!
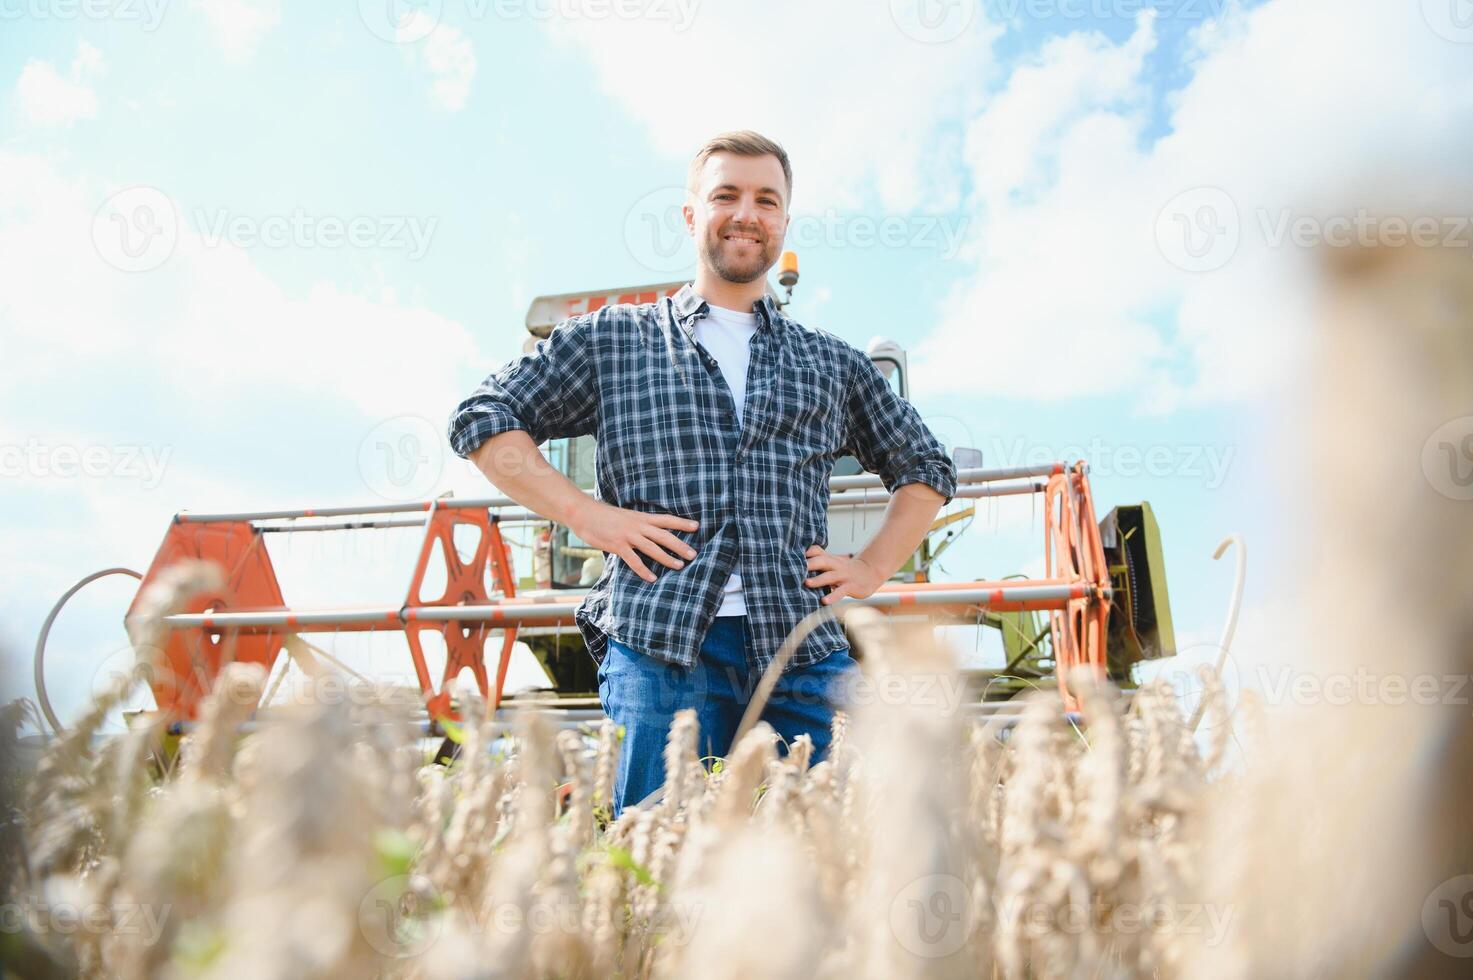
[693,303,759,617]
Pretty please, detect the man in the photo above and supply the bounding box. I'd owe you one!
[448,130,957,815]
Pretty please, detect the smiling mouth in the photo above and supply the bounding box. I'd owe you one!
[723,233,761,245]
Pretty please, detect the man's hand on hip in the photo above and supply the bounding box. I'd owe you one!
[572,499,699,584]
[804,544,884,605]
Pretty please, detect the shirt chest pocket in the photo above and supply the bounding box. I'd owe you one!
[771,364,846,451]
[596,366,712,507]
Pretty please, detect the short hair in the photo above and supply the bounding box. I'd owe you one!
[686,130,792,208]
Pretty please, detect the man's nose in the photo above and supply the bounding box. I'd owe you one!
[732,196,760,228]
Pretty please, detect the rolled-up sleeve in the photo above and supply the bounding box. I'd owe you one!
[839,346,957,504]
[448,314,600,458]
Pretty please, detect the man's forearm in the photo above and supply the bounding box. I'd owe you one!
[855,483,946,581]
[468,429,594,528]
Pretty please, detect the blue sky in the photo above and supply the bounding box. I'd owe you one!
[3,0,1470,720]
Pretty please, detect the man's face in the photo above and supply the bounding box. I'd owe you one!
[686,152,790,285]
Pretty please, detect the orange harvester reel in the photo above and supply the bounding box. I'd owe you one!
[131,500,531,725]
[1043,463,1112,707]
[124,460,1113,724]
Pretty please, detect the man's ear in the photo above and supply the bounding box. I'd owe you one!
[683,202,695,238]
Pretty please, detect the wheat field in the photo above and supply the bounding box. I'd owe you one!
[4,241,1470,979]
[3,582,1244,980]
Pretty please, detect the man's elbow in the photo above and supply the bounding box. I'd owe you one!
[896,481,946,506]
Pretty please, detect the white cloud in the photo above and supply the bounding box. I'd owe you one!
[399,12,477,112]
[12,41,104,129]
[190,0,282,64]
[541,0,1002,214]
[913,0,1473,412]
[0,146,501,714]
[0,146,486,485]
[963,15,1155,213]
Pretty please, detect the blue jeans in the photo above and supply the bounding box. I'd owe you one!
[597,615,859,816]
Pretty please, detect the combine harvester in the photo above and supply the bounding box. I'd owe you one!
[33,256,1176,739]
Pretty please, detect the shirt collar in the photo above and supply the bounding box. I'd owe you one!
[672,282,783,339]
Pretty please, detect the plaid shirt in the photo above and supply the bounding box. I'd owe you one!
[448,282,957,673]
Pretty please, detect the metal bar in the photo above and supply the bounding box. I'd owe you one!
[179,607,406,628]
[828,463,1062,492]
[828,479,1046,508]
[163,580,1103,632]
[255,509,548,533]
[179,463,1070,524]
[176,495,528,523]
[259,483,1043,532]
[257,517,453,533]
[836,585,1090,609]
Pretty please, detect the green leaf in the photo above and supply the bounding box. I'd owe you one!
[604,844,656,887]
[171,922,226,973]
[374,827,416,877]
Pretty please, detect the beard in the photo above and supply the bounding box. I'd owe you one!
[700,225,779,284]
